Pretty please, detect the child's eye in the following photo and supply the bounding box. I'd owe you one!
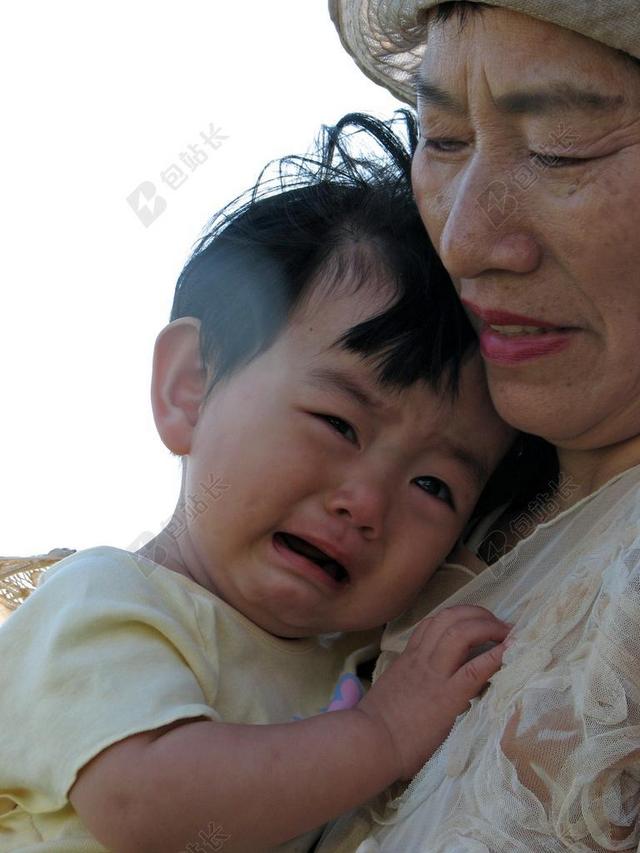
[413,476,455,509]
[316,414,358,445]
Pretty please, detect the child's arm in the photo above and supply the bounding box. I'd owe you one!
[69,605,510,853]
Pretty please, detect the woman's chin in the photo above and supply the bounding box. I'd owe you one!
[488,379,640,460]
[486,380,584,446]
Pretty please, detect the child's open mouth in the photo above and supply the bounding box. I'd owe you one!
[273,532,349,584]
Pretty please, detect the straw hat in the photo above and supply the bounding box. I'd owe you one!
[0,549,76,620]
[329,0,640,105]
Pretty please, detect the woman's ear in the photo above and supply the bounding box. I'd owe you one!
[149,317,209,456]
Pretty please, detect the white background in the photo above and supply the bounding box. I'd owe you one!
[1,1,400,556]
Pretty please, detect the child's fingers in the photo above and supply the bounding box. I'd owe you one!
[407,605,510,650]
[425,616,511,676]
[450,639,508,698]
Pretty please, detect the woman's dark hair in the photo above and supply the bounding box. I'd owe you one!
[430,1,640,70]
[431,0,487,25]
[170,108,558,520]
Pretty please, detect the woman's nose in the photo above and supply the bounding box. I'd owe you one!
[324,477,389,539]
[436,161,543,281]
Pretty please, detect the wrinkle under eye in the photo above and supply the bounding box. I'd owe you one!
[529,152,589,168]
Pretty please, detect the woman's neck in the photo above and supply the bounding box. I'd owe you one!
[556,434,640,507]
[475,433,640,566]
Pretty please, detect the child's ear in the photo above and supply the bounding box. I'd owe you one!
[149,317,209,456]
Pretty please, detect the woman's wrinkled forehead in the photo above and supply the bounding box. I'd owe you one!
[418,7,640,118]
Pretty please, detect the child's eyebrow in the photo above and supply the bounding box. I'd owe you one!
[307,366,385,411]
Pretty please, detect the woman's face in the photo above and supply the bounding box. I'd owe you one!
[412,7,640,452]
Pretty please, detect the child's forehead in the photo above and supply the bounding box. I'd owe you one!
[300,347,496,428]
[294,260,397,326]
[300,350,461,425]
[304,360,410,412]
[286,282,396,367]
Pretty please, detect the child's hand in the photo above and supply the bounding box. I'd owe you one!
[356,605,511,781]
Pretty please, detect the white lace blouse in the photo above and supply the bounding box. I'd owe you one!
[316,464,640,852]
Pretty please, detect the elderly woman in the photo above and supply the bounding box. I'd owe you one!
[315,1,640,851]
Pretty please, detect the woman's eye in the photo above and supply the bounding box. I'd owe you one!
[316,414,358,445]
[421,138,467,154]
[413,475,455,508]
[529,151,588,168]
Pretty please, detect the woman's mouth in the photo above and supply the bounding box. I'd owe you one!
[462,302,578,365]
[487,324,566,336]
[479,324,575,364]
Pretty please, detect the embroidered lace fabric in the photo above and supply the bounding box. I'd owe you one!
[316,465,640,852]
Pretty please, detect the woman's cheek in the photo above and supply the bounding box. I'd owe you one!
[412,154,459,240]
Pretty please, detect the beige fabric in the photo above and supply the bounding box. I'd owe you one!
[316,463,640,851]
[329,0,640,105]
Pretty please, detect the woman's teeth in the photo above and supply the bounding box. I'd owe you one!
[489,324,555,336]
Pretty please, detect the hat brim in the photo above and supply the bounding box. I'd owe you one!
[329,0,640,107]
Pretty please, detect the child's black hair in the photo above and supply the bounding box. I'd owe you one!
[170,110,476,402]
[170,109,558,526]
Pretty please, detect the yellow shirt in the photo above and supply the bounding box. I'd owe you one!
[0,546,381,852]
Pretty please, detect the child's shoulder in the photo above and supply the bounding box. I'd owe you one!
[0,545,217,667]
[39,544,159,590]
[4,545,204,629]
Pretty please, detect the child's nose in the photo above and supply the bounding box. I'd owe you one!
[324,477,389,538]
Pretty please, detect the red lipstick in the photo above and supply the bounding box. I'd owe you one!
[462,302,566,329]
[462,301,577,366]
